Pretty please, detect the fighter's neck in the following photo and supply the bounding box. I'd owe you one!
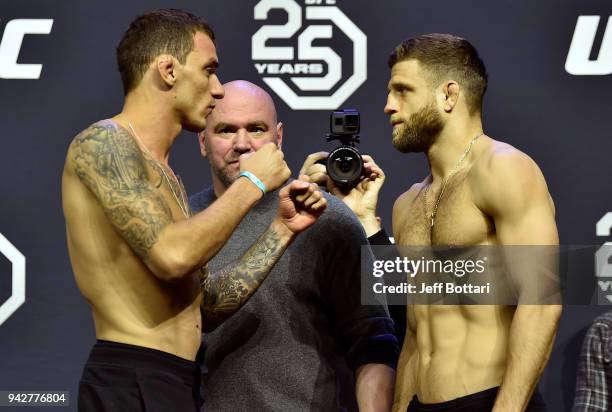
[426,120,483,182]
[116,92,182,164]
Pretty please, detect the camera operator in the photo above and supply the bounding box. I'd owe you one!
[300,153,407,346]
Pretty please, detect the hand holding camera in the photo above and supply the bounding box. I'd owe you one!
[299,109,385,236]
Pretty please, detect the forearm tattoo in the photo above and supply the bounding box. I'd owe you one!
[69,123,173,258]
[200,226,285,329]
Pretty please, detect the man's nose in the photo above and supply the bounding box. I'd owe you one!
[211,74,224,99]
[384,93,396,115]
[233,129,252,153]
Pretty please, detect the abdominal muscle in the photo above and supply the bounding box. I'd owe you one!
[66,206,203,361]
[91,279,203,361]
[411,304,514,403]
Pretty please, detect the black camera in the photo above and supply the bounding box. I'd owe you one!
[318,109,363,190]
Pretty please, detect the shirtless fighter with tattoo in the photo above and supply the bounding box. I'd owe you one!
[61,9,326,411]
[303,33,561,412]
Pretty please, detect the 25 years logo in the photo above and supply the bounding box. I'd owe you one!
[252,0,367,110]
[596,213,612,303]
[0,19,53,79]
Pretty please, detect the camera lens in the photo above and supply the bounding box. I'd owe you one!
[336,156,354,173]
[326,146,363,189]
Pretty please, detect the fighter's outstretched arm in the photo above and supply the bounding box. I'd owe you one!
[67,123,290,282]
[473,149,562,412]
[199,179,326,332]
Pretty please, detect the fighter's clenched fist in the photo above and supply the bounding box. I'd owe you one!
[240,142,290,193]
[276,176,327,234]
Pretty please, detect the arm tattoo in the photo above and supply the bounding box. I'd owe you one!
[200,226,286,331]
[69,123,173,258]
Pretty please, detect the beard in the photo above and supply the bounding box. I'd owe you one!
[210,160,241,189]
[392,102,444,153]
[203,141,241,189]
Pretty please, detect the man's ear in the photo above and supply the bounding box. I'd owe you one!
[442,81,460,113]
[276,122,284,150]
[198,132,208,158]
[156,55,177,88]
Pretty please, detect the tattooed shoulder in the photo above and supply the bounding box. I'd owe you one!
[69,121,141,180]
[68,121,173,258]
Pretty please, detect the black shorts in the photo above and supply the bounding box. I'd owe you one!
[406,386,547,412]
[78,340,203,412]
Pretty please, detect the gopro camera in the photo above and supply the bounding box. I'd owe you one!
[318,109,363,190]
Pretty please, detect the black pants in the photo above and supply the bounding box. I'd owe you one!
[406,387,547,412]
[79,340,203,412]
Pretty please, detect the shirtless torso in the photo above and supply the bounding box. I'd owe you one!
[62,118,322,361]
[392,136,559,409]
[62,119,203,359]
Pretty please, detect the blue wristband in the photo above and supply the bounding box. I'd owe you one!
[239,171,267,195]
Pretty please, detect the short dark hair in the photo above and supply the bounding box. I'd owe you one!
[388,33,488,114]
[116,8,215,95]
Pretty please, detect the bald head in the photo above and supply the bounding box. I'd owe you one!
[208,80,278,128]
[200,80,283,193]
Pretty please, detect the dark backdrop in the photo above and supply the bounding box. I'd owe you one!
[0,1,610,410]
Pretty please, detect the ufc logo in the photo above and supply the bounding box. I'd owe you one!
[0,19,53,79]
[566,16,612,75]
